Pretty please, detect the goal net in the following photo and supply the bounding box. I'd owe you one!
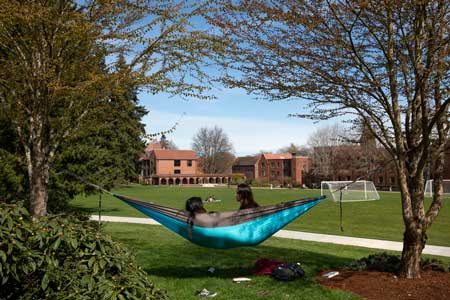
[424,179,450,197]
[321,180,380,202]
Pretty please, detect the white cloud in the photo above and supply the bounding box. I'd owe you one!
[143,110,316,156]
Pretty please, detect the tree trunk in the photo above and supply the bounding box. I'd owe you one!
[25,132,50,219]
[400,222,426,278]
[398,165,427,278]
[29,162,50,219]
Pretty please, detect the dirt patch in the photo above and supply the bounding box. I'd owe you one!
[316,269,450,300]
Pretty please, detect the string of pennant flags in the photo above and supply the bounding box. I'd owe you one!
[143,112,186,142]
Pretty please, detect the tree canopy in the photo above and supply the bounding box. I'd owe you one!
[0,0,220,217]
[192,126,235,174]
[210,0,450,278]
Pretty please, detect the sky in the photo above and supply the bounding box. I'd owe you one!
[139,87,334,157]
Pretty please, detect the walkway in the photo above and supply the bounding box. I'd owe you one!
[91,215,450,258]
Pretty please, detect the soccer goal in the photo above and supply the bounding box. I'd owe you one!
[424,179,450,197]
[321,180,380,202]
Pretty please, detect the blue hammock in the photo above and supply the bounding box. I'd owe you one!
[114,194,324,249]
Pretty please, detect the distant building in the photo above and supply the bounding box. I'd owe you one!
[232,156,261,180]
[311,144,398,190]
[232,153,311,186]
[138,145,231,185]
[258,153,311,186]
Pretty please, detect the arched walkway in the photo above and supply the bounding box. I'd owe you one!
[160,178,167,185]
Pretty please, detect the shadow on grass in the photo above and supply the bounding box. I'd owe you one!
[141,243,354,279]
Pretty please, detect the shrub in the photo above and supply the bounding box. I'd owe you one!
[345,252,401,273]
[345,252,450,273]
[231,174,246,184]
[0,202,166,300]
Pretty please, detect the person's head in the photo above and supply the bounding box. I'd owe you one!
[185,197,206,214]
[236,183,257,209]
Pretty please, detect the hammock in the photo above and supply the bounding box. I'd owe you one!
[113,194,325,249]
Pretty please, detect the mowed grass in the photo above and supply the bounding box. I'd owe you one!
[71,185,450,246]
[104,222,363,300]
[104,222,450,300]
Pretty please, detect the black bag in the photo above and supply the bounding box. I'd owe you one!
[271,262,305,281]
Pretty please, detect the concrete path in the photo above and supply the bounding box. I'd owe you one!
[91,215,450,258]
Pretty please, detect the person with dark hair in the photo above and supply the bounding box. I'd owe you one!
[185,197,206,214]
[185,196,206,240]
[236,183,259,210]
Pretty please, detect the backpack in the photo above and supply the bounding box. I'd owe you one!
[271,262,305,281]
[253,258,285,275]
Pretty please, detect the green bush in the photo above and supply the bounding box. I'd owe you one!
[345,252,400,273]
[345,252,450,273]
[0,202,166,300]
[230,174,246,185]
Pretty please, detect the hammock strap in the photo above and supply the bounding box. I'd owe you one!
[98,187,102,232]
[339,190,344,232]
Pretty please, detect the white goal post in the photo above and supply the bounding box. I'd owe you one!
[321,180,380,202]
[424,179,450,197]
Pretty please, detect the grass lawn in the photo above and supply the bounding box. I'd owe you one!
[104,222,450,300]
[72,185,450,247]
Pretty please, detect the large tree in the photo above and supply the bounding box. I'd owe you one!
[0,0,218,218]
[307,124,351,180]
[277,143,310,156]
[192,126,235,174]
[211,0,450,278]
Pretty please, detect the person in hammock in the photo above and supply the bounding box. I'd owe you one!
[236,183,259,209]
[185,197,206,214]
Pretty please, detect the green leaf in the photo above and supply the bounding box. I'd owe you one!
[52,238,61,250]
[88,256,95,268]
[70,237,78,249]
[41,273,49,290]
[0,250,6,262]
[118,294,126,300]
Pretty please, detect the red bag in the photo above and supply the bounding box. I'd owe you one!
[252,258,285,275]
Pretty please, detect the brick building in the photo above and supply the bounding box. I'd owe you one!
[139,144,231,185]
[311,144,450,190]
[232,156,261,180]
[232,153,311,186]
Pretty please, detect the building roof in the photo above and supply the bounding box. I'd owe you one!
[153,149,197,160]
[145,142,162,152]
[263,153,292,160]
[233,156,259,166]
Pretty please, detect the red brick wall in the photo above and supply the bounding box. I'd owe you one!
[232,165,255,180]
[156,159,197,175]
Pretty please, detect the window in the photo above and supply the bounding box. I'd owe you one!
[390,177,395,184]
[174,160,180,167]
[379,176,384,184]
[187,160,192,167]
[174,170,181,174]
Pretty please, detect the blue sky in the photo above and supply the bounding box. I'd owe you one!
[139,86,333,156]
